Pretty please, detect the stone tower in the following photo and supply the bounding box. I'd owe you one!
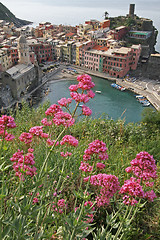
[18,35,31,65]
[129,4,135,18]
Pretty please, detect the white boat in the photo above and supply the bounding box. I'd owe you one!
[78,104,83,107]
[96,90,102,94]
[136,95,144,99]
[142,102,150,107]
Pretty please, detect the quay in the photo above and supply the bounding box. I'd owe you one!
[69,64,160,111]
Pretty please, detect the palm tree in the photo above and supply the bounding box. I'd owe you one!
[104,11,109,19]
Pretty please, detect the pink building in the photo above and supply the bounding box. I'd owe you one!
[111,26,128,40]
[103,44,141,78]
[79,40,95,66]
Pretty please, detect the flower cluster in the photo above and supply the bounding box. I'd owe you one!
[0,115,16,141]
[69,74,95,116]
[123,151,157,205]
[80,140,108,175]
[19,132,33,145]
[83,140,108,162]
[60,135,78,147]
[58,98,72,107]
[119,177,145,206]
[10,148,37,180]
[126,151,157,182]
[85,174,120,207]
[53,199,67,214]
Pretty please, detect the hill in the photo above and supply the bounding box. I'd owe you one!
[0,2,32,27]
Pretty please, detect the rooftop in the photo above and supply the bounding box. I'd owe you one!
[6,64,34,79]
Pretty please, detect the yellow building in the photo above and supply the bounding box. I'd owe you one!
[75,42,82,65]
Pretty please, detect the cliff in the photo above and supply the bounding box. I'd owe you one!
[0,2,32,27]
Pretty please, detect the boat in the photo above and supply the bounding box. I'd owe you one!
[142,102,150,107]
[135,95,144,98]
[78,104,83,107]
[96,90,102,94]
[111,83,125,91]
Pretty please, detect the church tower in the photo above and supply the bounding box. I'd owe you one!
[18,35,31,65]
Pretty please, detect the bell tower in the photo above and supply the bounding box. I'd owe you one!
[18,35,31,65]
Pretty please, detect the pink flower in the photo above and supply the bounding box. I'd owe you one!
[19,132,33,145]
[45,104,62,116]
[10,149,37,180]
[33,197,39,204]
[5,133,15,141]
[87,90,95,98]
[89,174,120,207]
[29,126,43,136]
[119,177,144,205]
[69,84,79,92]
[60,152,72,157]
[96,163,106,169]
[82,105,92,116]
[125,167,132,173]
[0,115,16,128]
[83,140,108,161]
[58,98,72,107]
[144,190,157,202]
[127,152,157,181]
[79,161,93,172]
[53,112,75,127]
[41,118,52,126]
[60,135,78,147]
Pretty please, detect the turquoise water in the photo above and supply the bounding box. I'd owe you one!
[40,76,152,123]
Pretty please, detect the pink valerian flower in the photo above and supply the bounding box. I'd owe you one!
[126,151,157,181]
[79,161,93,172]
[58,98,72,107]
[84,201,95,223]
[60,135,78,147]
[83,140,108,162]
[70,92,90,103]
[88,174,120,207]
[19,132,33,145]
[5,133,15,141]
[119,177,145,205]
[53,199,67,214]
[0,115,16,141]
[46,138,59,146]
[96,163,106,169]
[53,112,75,127]
[41,118,52,126]
[87,90,95,98]
[144,190,157,202]
[29,126,43,136]
[29,126,49,139]
[0,115,16,128]
[82,106,92,116]
[33,197,39,204]
[69,84,79,92]
[45,104,62,117]
[10,149,37,180]
[77,74,95,90]
[60,152,72,157]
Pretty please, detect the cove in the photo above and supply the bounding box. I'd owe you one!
[39,76,152,123]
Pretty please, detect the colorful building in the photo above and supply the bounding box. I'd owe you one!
[111,26,128,40]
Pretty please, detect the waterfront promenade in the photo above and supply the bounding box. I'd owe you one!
[69,65,160,111]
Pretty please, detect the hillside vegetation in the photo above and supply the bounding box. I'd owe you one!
[0,73,159,239]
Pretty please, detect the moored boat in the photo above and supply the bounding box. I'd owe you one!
[111,83,125,91]
[96,90,102,94]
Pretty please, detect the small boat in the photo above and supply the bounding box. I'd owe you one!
[96,90,101,94]
[78,104,83,107]
[135,95,144,99]
[142,102,150,107]
[111,83,125,91]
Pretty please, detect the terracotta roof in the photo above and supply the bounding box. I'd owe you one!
[92,45,109,51]
[66,32,75,37]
